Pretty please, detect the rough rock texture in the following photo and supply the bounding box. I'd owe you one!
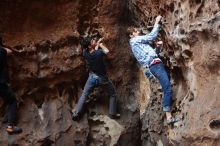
[0,0,141,146]
[127,0,220,145]
[0,0,220,146]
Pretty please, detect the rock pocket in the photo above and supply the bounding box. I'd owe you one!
[209,119,220,131]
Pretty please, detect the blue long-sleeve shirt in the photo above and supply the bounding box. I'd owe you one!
[129,24,161,67]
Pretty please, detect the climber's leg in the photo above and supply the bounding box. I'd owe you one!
[0,83,22,134]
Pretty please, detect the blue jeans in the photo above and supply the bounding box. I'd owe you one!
[76,73,117,115]
[149,63,172,112]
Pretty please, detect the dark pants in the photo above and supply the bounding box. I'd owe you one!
[0,83,17,126]
[76,73,117,115]
[149,63,172,112]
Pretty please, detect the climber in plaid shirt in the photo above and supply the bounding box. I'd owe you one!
[127,16,179,124]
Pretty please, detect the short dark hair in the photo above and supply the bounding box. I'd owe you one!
[127,27,135,35]
[126,26,141,37]
[80,36,93,49]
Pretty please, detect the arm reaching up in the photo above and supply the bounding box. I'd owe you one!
[145,15,163,41]
[3,46,22,55]
[1,37,22,55]
[95,38,109,54]
[95,38,104,50]
[99,43,109,54]
[130,15,162,44]
[4,47,13,54]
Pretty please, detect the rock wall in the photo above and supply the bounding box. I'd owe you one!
[0,0,141,146]
[127,0,220,145]
[0,0,220,146]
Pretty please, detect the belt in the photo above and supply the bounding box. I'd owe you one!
[149,58,161,67]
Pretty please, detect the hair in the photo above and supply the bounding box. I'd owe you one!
[80,36,93,49]
[126,26,136,37]
[126,26,143,38]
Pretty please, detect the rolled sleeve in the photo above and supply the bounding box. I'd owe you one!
[145,24,160,41]
[130,24,160,44]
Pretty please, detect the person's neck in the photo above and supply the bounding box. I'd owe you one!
[130,34,139,39]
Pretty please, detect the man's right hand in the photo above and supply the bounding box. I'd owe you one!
[95,38,103,50]
[155,15,162,24]
[97,37,104,43]
[4,46,24,56]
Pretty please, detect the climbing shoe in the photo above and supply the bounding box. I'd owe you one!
[167,117,180,125]
[109,113,120,119]
[72,111,80,121]
[6,126,23,135]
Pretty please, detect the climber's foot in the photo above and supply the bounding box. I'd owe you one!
[6,126,23,135]
[109,113,120,119]
[72,111,80,121]
[167,117,181,125]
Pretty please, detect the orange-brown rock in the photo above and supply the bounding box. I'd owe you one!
[0,0,220,146]
[0,0,141,145]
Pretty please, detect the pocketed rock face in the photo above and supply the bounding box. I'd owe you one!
[0,0,141,146]
[127,0,220,145]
